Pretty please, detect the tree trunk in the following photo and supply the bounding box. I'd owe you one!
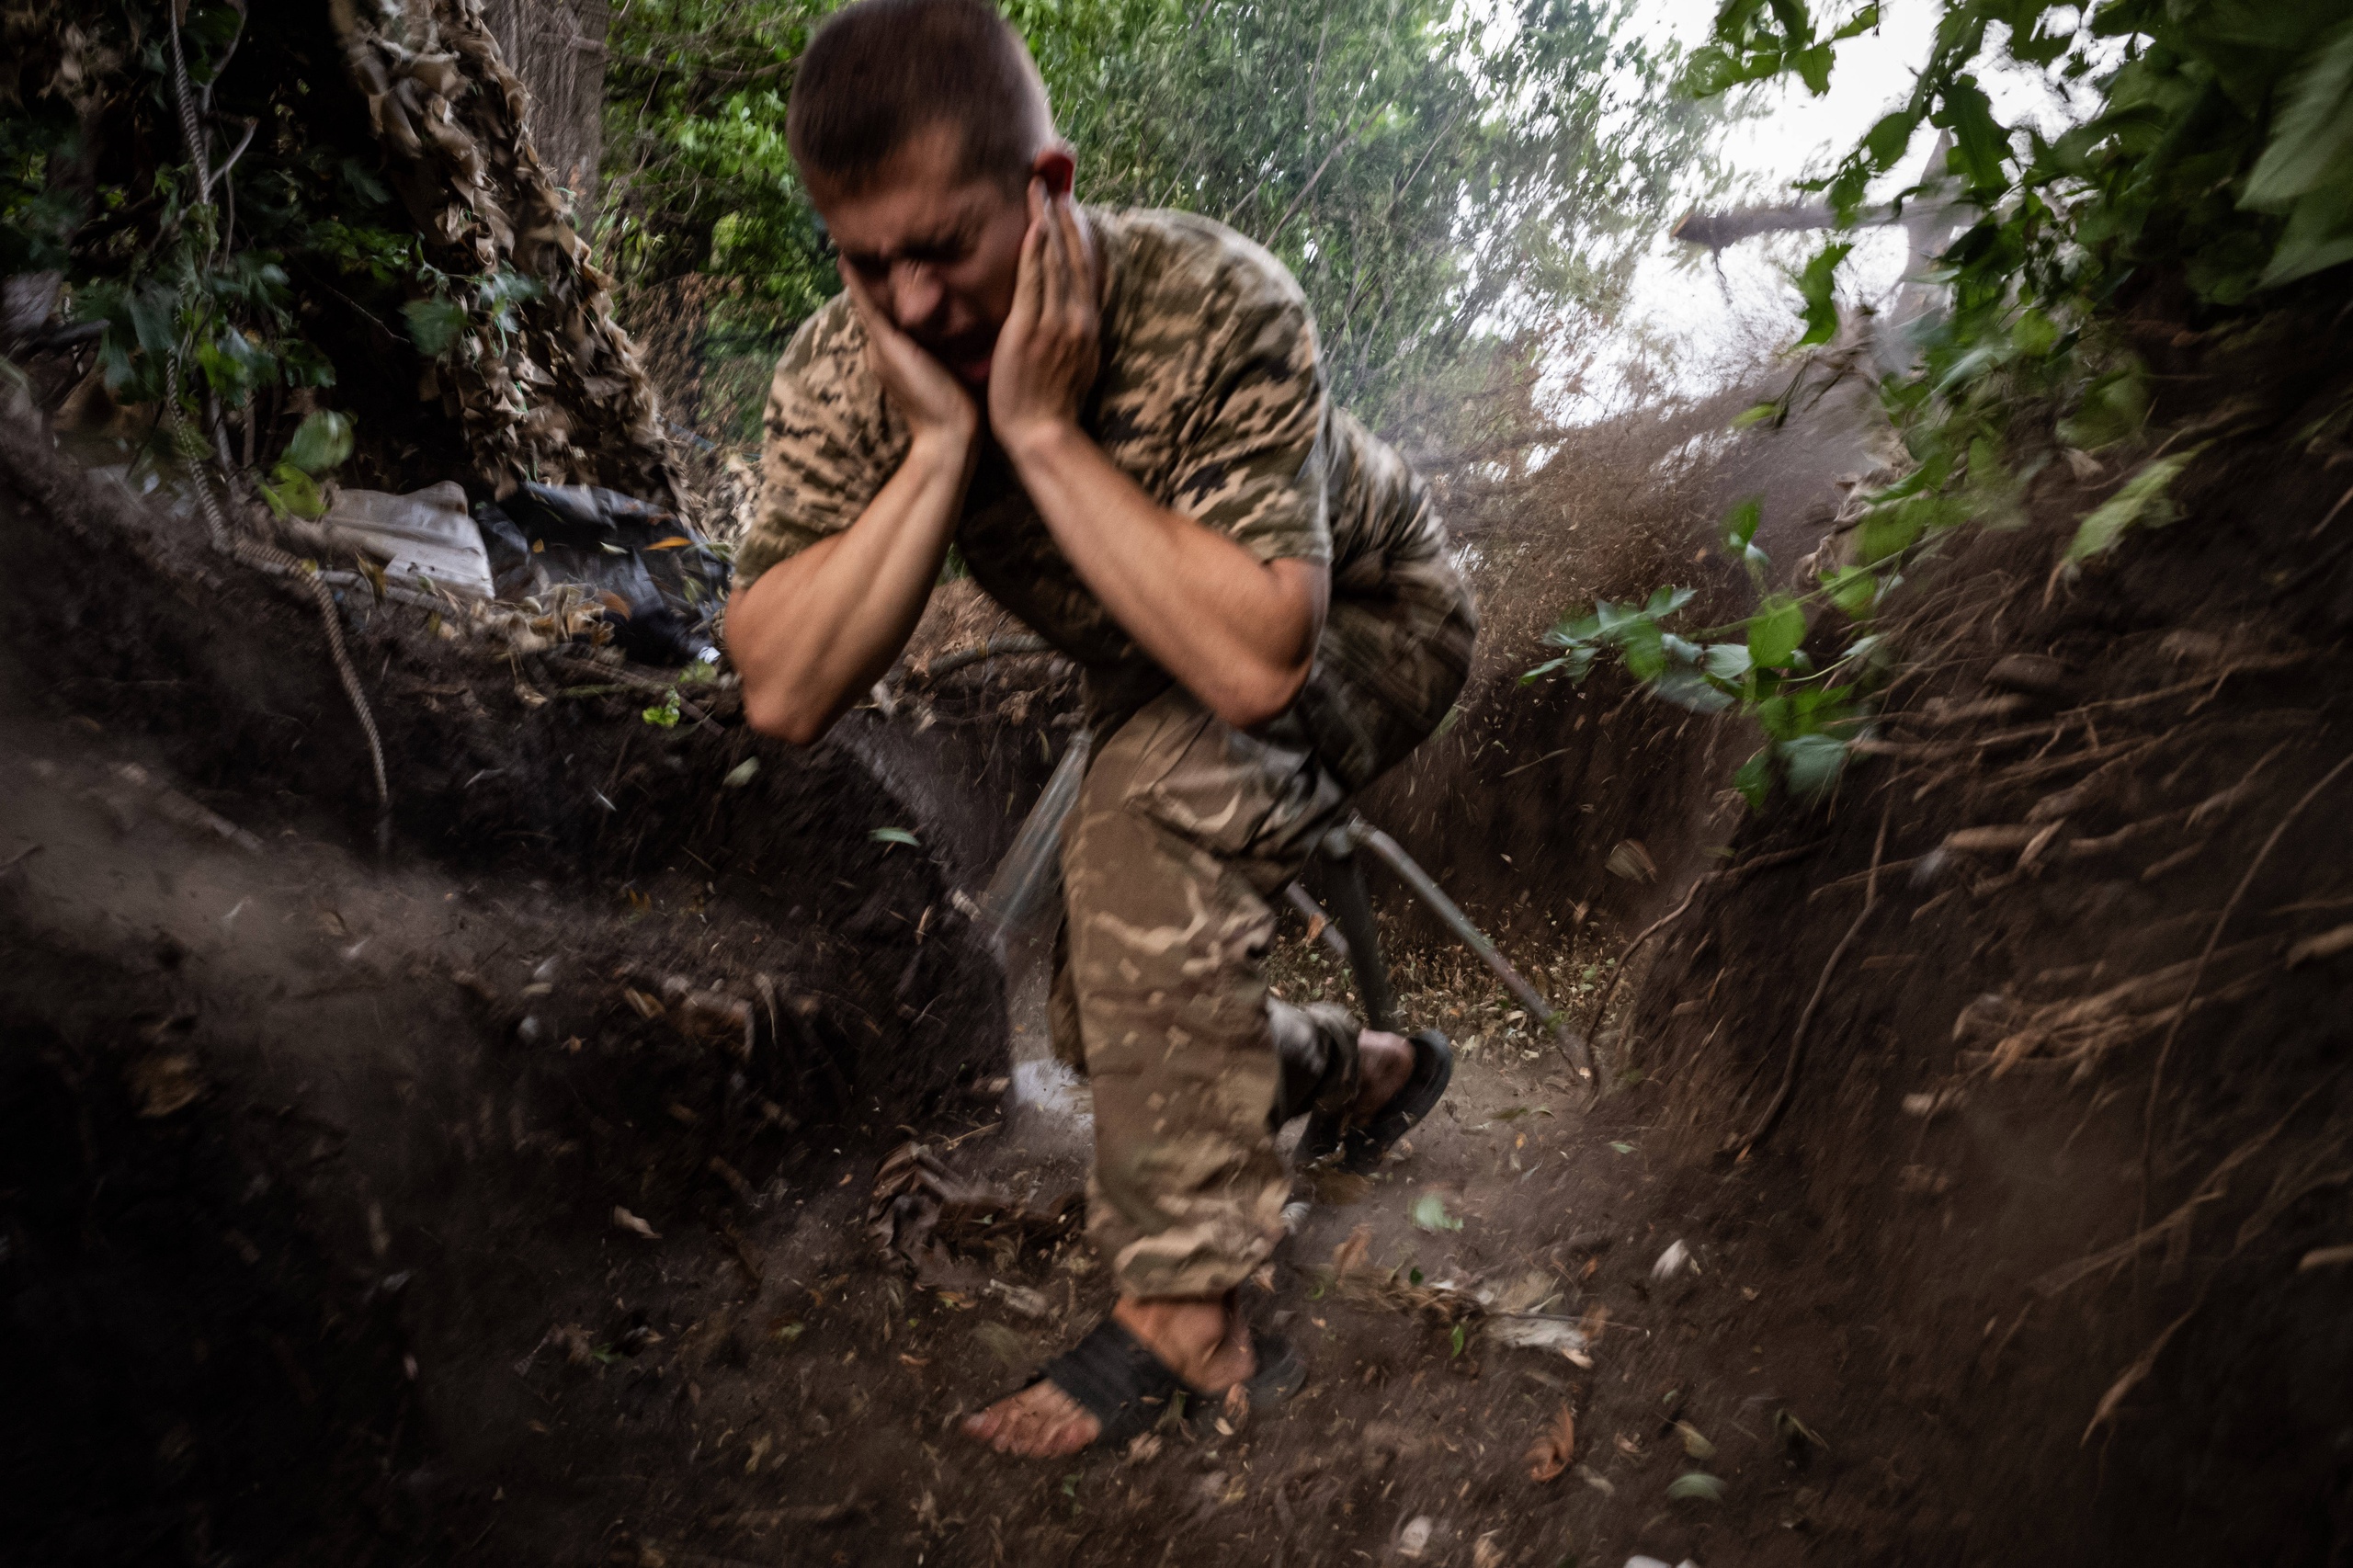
[330,0,677,505]
[478,0,609,226]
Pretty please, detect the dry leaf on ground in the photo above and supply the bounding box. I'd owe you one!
[1578,1302,1611,1344]
[1524,1404,1576,1481]
[612,1206,660,1241]
[1332,1223,1373,1279]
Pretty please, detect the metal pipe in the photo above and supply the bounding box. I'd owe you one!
[1320,848,1399,1033]
[966,756,1592,1084]
[1285,883,1354,963]
[1349,821,1595,1081]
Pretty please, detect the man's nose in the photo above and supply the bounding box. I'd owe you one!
[889,261,944,331]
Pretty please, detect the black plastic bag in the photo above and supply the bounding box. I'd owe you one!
[476,483,730,665]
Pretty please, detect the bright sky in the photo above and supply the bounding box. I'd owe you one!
[1571,0,2100,415]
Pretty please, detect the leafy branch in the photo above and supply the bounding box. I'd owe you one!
[1526,500,1893,808]
[1530,0,2353,812]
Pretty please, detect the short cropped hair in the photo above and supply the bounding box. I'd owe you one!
[788,0,1053,193]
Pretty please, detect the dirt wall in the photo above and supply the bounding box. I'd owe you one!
[0,400,1013,1563]
[1608,306,2353,1562]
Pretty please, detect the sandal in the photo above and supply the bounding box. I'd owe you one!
[1302,1028,1453,1176]
[1193,1333,1306,1432]
[1006,1318,1306,1450]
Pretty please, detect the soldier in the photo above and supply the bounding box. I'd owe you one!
[727,0,1477,1457]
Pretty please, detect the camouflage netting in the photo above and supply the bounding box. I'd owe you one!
[329,0,676,502]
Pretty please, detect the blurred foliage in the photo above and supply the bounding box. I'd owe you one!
[1534,0,2353,809]
[0,0,475,481]
[598,0,831,318]
[600,0,1720,432]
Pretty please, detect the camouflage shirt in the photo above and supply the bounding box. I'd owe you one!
[741,206,1462,722]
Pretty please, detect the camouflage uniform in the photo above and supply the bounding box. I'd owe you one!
[742,208,1476,1299]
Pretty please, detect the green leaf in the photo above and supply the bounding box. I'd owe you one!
[2065,447,2206,562]
[1449,1322,1467,1358]
[1733,401,1783,429]
[1791,42,1834,95]
[1965,435,2009,493]
[1545,609,1603,647]
[1619,616,1668,681]
[1793,242,1854,347]
[1934,75,2010,194]
[1666,1471,1726,1503]
[404,296,470,358]
[1747,595,1807,669]
[870,826,919,846]
[1856,500,1926,564]
[1645,585,1697,619]
[1733,749,1773,811]
[2010,308,2060,358]
[1679,43,1751,99]
[281,410,354,476]
[1608,1141,1635,1154]
[2257,182,2353,288]
[2242,19,2353,210]
[1520,644,1597,685]
[722,757,760,788]
[1842,632,1888,670]
[1702,642,1754,682]
[195,329,274,403]
[1777,733,1849,798]
[266,461,325,519]
[1862,109,1919,169]
[1764,0,1812,45]
[2009,17,2073,67]
[1410,1194,1463,1233]
[1725,496,1764,551]
[641,691,682,728]
[1821,565,1878,618]
[1827,3,1881,44]
[2057,369,2149,450]
[1650,669,1736,713]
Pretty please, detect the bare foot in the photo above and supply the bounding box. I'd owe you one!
[1352,1028,1415,1120]
[961,1294,1255,1457]
[961,1377,1100,1457]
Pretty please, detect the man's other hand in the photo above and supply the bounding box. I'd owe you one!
[987,180,1101,459]
[838,257,980,447]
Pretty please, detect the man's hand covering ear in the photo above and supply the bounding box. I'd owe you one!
[988,180,1102,460]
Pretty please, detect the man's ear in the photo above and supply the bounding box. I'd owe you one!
[1031,144,1076,199]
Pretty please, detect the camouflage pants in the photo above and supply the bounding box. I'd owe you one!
[1048,555,1476,1299]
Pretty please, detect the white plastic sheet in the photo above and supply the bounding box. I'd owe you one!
[323,482,494,599]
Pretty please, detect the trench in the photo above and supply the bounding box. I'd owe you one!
[6,302,2352,1568]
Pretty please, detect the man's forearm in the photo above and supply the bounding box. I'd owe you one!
[1006,424,1325,728]
[727,431,974,744]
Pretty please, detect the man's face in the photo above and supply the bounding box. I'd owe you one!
[811,124,1062,387]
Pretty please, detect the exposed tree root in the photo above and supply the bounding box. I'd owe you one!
[1733,803,1888,1156]
[2138,749,2353,1196]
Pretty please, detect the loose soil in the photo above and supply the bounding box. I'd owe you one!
[5,300,2350,1568]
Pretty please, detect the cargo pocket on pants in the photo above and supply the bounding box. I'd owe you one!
[1121,696,1346,865]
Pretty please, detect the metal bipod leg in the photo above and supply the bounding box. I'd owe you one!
[1318,832,1398,1033]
